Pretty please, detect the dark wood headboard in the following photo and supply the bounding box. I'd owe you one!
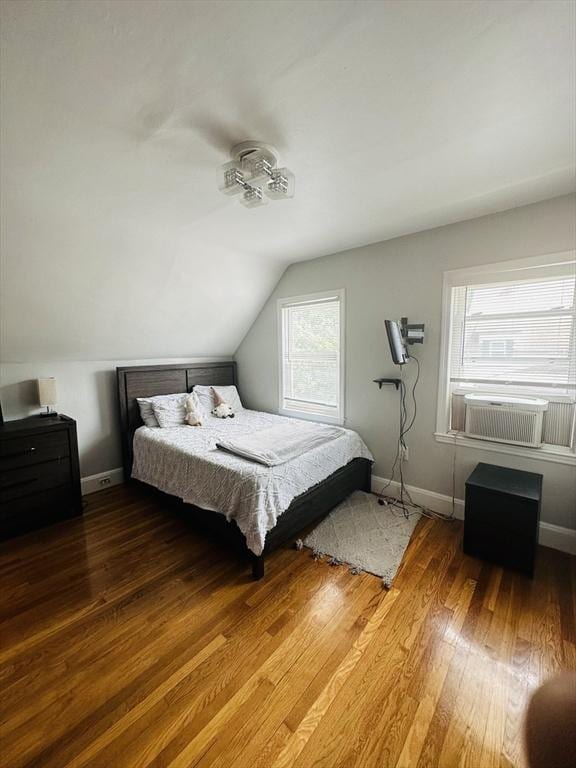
[116,361,237,477]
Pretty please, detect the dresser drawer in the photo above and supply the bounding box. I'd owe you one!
[0,485,77,540]
[0,430,70,470]
[0,457,71,503]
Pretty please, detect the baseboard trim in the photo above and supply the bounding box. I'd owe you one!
[371,474,465,519]
[81,467,124,496]
[79,468,574,554]
[371,474,575,556]
[539,522,576,555]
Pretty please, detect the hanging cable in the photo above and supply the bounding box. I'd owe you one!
[376,354,455,522]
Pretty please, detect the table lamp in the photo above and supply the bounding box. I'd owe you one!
[37,378,57,416]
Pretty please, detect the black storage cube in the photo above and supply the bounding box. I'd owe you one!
[464,462,542,577]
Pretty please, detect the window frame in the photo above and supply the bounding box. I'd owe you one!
[277,289,345,425]
[435,251,576,466]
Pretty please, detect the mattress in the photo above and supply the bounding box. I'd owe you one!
[131,409,373,555]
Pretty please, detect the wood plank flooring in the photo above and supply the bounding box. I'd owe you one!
[1,482,574,768]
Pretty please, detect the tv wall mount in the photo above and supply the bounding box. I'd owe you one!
[400,316,425,345]
[373,316,425,389]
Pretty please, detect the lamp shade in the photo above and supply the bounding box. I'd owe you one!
[37,378,57,407]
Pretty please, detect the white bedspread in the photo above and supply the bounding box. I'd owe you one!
[131,409,373,555]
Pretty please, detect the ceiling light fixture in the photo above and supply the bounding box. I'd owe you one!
[218,142,295,208]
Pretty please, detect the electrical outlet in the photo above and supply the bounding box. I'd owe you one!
[400,444,409,462]
[99,477,111,486]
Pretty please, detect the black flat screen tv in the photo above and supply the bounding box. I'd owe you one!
[385,319,409,365]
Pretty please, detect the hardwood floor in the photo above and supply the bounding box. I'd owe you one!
[1,483,574,768]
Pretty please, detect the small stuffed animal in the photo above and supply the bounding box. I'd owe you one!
[212,402,235,419]
[184,392,203,426]
[211,387,235,419]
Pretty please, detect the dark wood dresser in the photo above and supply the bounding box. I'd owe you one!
[464,462,542,577]
[0,414,82,540]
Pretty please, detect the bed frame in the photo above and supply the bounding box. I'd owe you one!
[116,362,372,580]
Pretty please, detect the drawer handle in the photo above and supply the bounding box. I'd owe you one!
[2,447,37,459]
[2,478,38,491]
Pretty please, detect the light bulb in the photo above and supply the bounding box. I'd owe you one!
[239,185,267,208]
[218,161,244,195]
[266,167,295,199]
[241,150,276,183]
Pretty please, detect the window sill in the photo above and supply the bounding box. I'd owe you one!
[434,432,576,466]
[279,408,345,426]
[452,384,575,404]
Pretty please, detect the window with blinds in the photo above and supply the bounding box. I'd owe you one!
[279,291,344,421]
[449,275,576,390]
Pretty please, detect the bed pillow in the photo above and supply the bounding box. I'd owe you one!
[193,384,244,414]
[136,398,160,428]
[191,385,216,415]
[149,394,190,428]
[137,393,189,428]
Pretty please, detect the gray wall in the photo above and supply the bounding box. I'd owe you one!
[235,194,576,530]
[0,357,230,477]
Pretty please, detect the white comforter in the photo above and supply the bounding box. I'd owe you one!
[131,409,373,555]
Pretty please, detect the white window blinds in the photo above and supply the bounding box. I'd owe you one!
[449,274,576,389]
[280,293,342,419]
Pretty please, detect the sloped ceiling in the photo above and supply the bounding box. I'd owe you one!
[1,0,574,362]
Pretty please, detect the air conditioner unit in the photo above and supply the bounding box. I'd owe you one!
[464,394,548,448]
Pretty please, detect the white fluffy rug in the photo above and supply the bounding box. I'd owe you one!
[303,491,420,587]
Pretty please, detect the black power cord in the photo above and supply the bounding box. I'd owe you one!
[376,355,454,522]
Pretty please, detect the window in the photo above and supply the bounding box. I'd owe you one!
[278,290,344,423]
[436,253,576,464]
[450,274,575,390]
[449,276,575,389]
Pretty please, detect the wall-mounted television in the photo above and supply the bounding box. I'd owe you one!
[385,319,409,365]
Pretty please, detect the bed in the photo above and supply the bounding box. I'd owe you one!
[117,362,373,579]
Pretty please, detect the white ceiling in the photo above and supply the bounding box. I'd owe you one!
[1,0,574,361]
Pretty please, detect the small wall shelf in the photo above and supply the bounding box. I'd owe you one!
[373,378,401,390]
